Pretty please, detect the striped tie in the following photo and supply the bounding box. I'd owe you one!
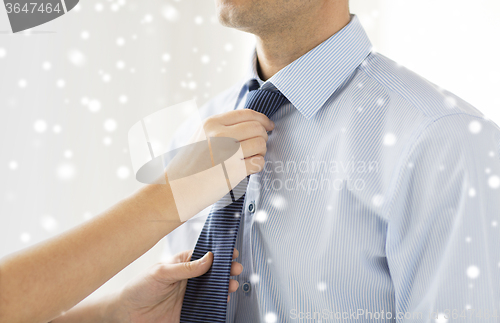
[180,79,288,322]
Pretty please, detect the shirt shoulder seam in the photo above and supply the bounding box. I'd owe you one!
[381,112,492,221]
[359,53,452,119]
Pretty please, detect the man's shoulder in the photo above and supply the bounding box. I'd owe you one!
[358,51,485,122]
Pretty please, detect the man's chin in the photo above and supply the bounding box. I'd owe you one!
[215,0,254,27]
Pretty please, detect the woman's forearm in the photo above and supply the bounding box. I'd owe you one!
[50,292,123,323]
[0,182,180,323]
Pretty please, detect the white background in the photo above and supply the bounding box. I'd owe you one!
[0,0,498,302]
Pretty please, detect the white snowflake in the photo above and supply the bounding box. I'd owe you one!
[191,221,204,231]
[254,210,267,223]
[68,49,86,67]
[8,160,18,170]
[372,194,384,207]
[444,96,456,109]
[40,215,59,232]
[162,5,179,22]
[64,150,73,159]
[383,133,397,146]
[116,37,125,46]
[116,60,125,69]
[20,232,31,243]
[250,273,260,284]
[103,137,112,146]
[142,14,153,23]
[201,55,210,64]
[83,212,94,221]
[162,53,171,62]
[18,79,27,88]
[187,81,197,90]
[271,195,286,209]
[116,166,130,179]
[194,16,204,24]
[57,163,76,181]
[81,30,90,40]
[119,95,128,104]
[466,265,480,279]
[42,61,52,70]
[488,175,500,189]
[468,120,482,134]
[102,73,112,82]
[435,313,448,323]
[317,281,327,291]
[34,119,47,133]
[56,79,65,88]
[87,99,101,113]
[264,312,277,323]
[52,124,62,133]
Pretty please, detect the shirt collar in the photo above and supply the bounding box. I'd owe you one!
[242,13,373,120]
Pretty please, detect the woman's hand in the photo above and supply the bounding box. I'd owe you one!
[161,109,275,222]
[112,249,242,323]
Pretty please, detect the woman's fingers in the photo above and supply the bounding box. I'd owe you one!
[228,249,242,302]
[240,136,267,159]
[224,121,269,142]
[228,279,239,293]
[244,155,266,175]
[213,109,275,132]
[230,261,243,276]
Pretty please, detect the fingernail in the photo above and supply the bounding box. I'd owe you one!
[200,252,210,264]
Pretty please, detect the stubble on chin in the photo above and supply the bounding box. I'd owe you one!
[215,0,267,31]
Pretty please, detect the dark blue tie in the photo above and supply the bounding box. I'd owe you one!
[180,79,288,322]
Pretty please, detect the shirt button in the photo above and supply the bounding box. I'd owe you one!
[248,201,256,214]
[242,281,251,293]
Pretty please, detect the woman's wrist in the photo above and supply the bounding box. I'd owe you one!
[101,291,129,323]
[134,180,182,238]
[50,292,125,323]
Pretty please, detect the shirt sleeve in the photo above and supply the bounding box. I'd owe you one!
[386,113,500,322]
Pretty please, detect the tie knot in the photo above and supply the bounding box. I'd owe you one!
[246,78,260,92]
[243,78,288,119]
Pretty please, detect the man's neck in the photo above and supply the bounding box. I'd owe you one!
[254,6,351,81]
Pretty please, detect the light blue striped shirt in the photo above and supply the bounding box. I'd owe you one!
[165,13,500,322]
